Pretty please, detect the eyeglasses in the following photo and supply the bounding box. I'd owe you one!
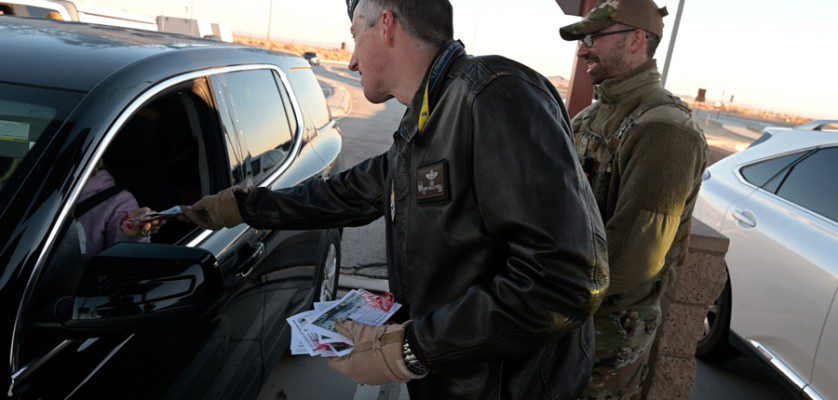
[579,28,637,48]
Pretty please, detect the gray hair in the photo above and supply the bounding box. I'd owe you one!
[355,0,453,47]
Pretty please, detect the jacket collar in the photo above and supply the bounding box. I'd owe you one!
[397,40,466,142]
[595,59,661,105]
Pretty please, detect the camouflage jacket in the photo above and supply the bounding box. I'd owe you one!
[571,60,708,313]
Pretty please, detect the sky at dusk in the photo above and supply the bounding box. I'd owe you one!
[78,0,836,119]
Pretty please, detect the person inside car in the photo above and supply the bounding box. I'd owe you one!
[75,159,164,256]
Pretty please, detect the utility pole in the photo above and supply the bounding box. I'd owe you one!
[471,5,482,52]
[661,0,685,87]
[266,0,274,42]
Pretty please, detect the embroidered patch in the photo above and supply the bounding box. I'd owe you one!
[416,160,449,203]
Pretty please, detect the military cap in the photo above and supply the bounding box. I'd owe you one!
[347,0,360,20]
[560,0,668,41]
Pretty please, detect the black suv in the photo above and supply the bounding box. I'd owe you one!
[0,18,343,399]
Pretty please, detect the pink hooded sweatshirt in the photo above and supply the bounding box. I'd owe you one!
[76,169,149,256]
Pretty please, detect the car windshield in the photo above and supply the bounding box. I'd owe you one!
[0,83,82,197]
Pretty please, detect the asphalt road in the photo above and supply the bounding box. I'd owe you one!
[256,63,793,400]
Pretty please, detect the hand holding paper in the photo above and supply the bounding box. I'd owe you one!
[286,289,401,358]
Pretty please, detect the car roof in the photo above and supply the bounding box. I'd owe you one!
[764,125,838,149]
[0,17,301,92]
[712,125,838,171]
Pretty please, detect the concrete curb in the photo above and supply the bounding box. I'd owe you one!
[353,383,409,400]
[339,274,388,293]
[322,59,350,67]
[328,85,351,119]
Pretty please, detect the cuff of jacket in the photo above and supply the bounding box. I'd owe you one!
[404,323,431,372]
[234,189,254,225]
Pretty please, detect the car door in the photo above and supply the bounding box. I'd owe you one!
[810,292,838,400]
[722,146,838,387]
[804,290,838,399]
[9,75,266,400]
[207,67,329,375]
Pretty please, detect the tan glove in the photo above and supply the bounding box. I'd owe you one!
[181,187,245,230]
[327,321,427,386]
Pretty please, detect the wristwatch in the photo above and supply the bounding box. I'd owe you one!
[402,337,429,376]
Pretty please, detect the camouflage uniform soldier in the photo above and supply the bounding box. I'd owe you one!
[558,1,709,398]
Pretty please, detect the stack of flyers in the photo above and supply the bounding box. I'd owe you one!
[287,289,401,358]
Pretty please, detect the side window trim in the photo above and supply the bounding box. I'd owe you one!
[274,71,300,139]
[9,64,303,376]
[206,75,248,186]
[254,68,304,187]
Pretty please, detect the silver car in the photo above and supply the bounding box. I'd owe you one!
[693,121,838,400]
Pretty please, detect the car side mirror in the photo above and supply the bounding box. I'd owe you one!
[55,243,223,335]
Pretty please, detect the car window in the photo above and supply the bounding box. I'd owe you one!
[212,69,294,185]
[774,147,837,222]
[1,3,62,19]
[740,151,810,188]
[287,68,331,130]
[0,83,81,198]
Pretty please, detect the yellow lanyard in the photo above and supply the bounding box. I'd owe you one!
[418,80,431,133]
[417,41,463,134]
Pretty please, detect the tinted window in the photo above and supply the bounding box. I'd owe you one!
[0,83,81,197]
[213,70,294,184]
[287,69,331,129]
[741,152,809,188]
[775,147,838,221]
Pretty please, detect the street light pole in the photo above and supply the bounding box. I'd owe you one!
[661,0,685,87]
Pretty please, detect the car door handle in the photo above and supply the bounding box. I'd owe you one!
[237,242,265,278]
[733,209,757,228]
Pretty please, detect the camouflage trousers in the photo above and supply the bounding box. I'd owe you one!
[579,302,662,400]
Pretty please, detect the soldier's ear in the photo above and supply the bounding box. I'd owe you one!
[628,30,646,54]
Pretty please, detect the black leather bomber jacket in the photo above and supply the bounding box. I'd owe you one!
[235,44,609,400]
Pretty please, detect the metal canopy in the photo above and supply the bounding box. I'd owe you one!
[554,0,587,16]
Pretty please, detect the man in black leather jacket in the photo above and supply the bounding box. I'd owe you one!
[182,0,609,398]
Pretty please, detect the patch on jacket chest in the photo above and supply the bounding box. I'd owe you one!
[416,160,449,204]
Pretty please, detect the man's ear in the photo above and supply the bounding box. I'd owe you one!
[628,29,646,55]
[381,9,397,46]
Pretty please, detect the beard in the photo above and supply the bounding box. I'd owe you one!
[585,36,629,84]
